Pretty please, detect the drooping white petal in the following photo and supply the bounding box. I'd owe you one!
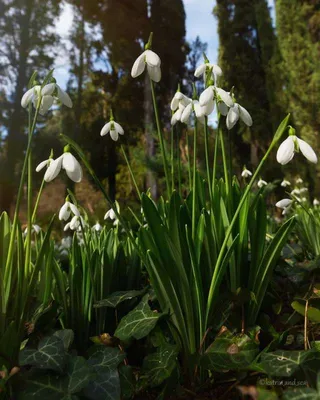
[258,179,267,188]
[110,130,119,141]
[218,102,229,116]
[147,65,161,82]
[70,216,80,230]
[226,105,239,130]
[194,64,206,78]
[44,156,63,182]
[211,64,222,77]
[40,95,54,113]
[131,53,146,78]
[69,203,80,217]
[239,105,253,126]
[199,86,214,106]
[171,105,185,125]
[64,222,71,231]
[101,122,111,136]
[276,136,295,165]
[59,202,71,221]
[21,88,35,108]
[202,98,215,116]
[275,198,292,209]
[215,88,234,107]
[181,103,193,124]
[36,159,49,172]
[145,50,161,67]
[56,85,73,108]
[62,152,77,172]
[281,179,291,187]
[33,224,41,234]
[170,95,180,111]
[297,138,318,164]
[241,168,252,178]
[193,101,205,119]
[114,122,124,135]
[41,83,55,96]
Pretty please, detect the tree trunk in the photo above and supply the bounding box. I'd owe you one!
[0,0,33,213]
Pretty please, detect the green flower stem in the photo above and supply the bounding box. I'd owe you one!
[186,129,192,192]
[212,117,221,196]
[177,126,182,198]
[203,117,212,203]
[192,120,198,240]
[150,79,171,196]
[120,145,141,201]
[205,115,290,324]
[4,100,41,302]
[171,124,175,193]
[31,178,45,224]
[219,122,230,196]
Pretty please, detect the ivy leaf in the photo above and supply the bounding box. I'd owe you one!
[67,356,91,394]
[283,388,320,400]
[83,347,125,400]
[119,365,134,399]
[87,347,125,372]
[141,344,178,388]
[260,349,320,380]
[19,335,66,373]
[115,295,162,341]
[94,289,146,308]
[53,330,74,351]
[84,370,120,400]
[200,334,259,371]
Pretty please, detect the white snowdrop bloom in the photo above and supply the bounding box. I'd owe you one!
[100,120,124,141]
[60,236,72,249]
[291,189,301,196]
[218,101,229,116]
[64,215,84,232]
[199,86,233,114]
[131,49,161,82]
[43,152,82,183]
[59,201,80,221]
[92,222,102,232]
[258,179,268,188]
[104,201,120,223]
[23,224,41,236]
[170,91,191,111]
[281,179,291,187]
[36,158,52,172]
[276,135,317,165]
[180,100,206,125]
[276,198,293,215]
[299,187,308,193]
[296,177,303,184]
[301,197,307,202]
[313,198,320,206]
[171,103,186,126]
[241,168,252,178]
[194,62,222,84]
[226,103,253,130]
[21,82,72,114]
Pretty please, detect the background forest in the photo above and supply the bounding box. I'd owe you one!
[0,0,320,222]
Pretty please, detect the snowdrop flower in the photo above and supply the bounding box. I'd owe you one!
[170,90,191,111]
[23,224,41,236]
[281,179,291,187]
[258,179,268,188]
[59,200,80,221]
[92,222,102,232]
[180,100,206,125]
[104,201,120,225]
[276,198,293,215]
[299,187,308,193]
[241,167,252,178]
[41,150,82,183]
[296,177,303,184]
[313,198,319,206]
[21,82,72,114]
[194,60,222,85]
[291,188,300,196]
[171,103,186,126]
[276,130,317,165]
[100,119,124,141]
[226,103,253,130]
[199,86,233,117]
[64,215,84,232]
[131,35,161,82]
